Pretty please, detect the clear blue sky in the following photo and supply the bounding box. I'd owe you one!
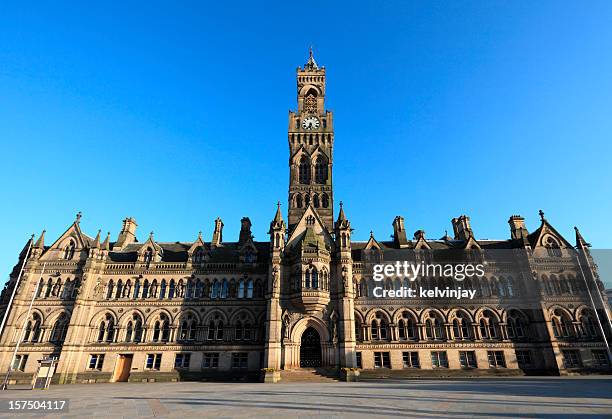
[1,2,612,285]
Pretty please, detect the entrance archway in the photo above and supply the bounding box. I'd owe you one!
[300,327,322,367]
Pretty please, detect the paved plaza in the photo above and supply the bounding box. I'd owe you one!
[0,377,610,418]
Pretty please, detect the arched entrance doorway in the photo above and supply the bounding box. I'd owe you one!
[300,327,322,367]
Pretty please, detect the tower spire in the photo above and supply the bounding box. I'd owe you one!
[305,46,318,70]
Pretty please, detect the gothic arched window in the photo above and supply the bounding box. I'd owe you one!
[63,241,76,260]
[371,312,389,341]
[50,313,69,343]
[398,311,417,341]
[322,193,329,208]
[159,279,167,299]
[479,310,500,340]
[425,312,445,340]
[314,156,328,184]
[246,279,254,299]
[299,156,311,184]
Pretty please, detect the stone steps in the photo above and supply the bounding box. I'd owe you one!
[279,368,340,382]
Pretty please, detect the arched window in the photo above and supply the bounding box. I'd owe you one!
[221,279,229,299]
[299,156,311,184]
[452,312,472,340]
[425,312,445,340]
[122,279,132,298]
[106,280,114,300]
[296,194,303,208]
[42,278,51,298]
[97,314,115,343]
[186,280,194,299]
[142,280,150,299]
[507,311,526,339]
[314,155,328,184]
[235,314,251,341]
[312,269,319,288]
[160,314,170,342]
[211,280,219,299]
[180,314,197,341]
[207,316,224,340]
[159,280,167,299]
[305,270,311,288]
[134,316,143,343]
[150,279,158,298]
[544,236,562,257]
[246,279,254,299]
[63,241,76,260]
[371,312,389,340]
[152,321,161,342]
[133,279,140,299]
[322,193,329,208]
[238,280,245,298]
[579,311,598,338]
[126,314,143,343]
[168,279,176,299]
[144,248,153,264]
[195,279,203,298]
[50,313,69,343]
[115,279,123,299]
[24,313,42,342]
[398,311,417,341]
[126,321,133,342]
[479,311,500,340]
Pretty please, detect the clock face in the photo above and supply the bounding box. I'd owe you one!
[302,116,320,130]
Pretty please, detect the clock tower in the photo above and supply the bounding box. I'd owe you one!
[288,49,334,232]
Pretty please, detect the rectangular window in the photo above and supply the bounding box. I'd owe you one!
[373,352,391,368]
[174,353,191,369]
[402,352,420,368]
[146,353,162,370]
[12,355,28,372]
[431,351,449,368]
[355,352,362,369]
[459,351,477,369]
[202,353,219,369]
[562,350,582,368]
[592,350,610,367]
[487,351,507,368]
[231,352,248,369]
[516,350,532,367]
[88,354,105,370]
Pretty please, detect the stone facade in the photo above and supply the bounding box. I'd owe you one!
[0,51,610,385]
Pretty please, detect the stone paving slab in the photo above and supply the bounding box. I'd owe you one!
[0,377,610,418]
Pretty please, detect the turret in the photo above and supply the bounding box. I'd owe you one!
[334,202,351,250]
[269,202,286,250]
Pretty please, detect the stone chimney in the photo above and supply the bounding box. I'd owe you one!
[115,217,137,249]
[212,217,224,247]
[451,215,473,240]
[508,215,529,240]
[392,216,409,248]
[239,217,253,244]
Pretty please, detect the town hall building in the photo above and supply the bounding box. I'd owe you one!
[0,51,610,384]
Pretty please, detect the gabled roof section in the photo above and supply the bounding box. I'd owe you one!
[43,213,94,256]
[413,230,431,250]
[137,232,163,255]
[527,210,573,249]
[364,231,382,250]
[286,204,334,249]
[187,231,209,254]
